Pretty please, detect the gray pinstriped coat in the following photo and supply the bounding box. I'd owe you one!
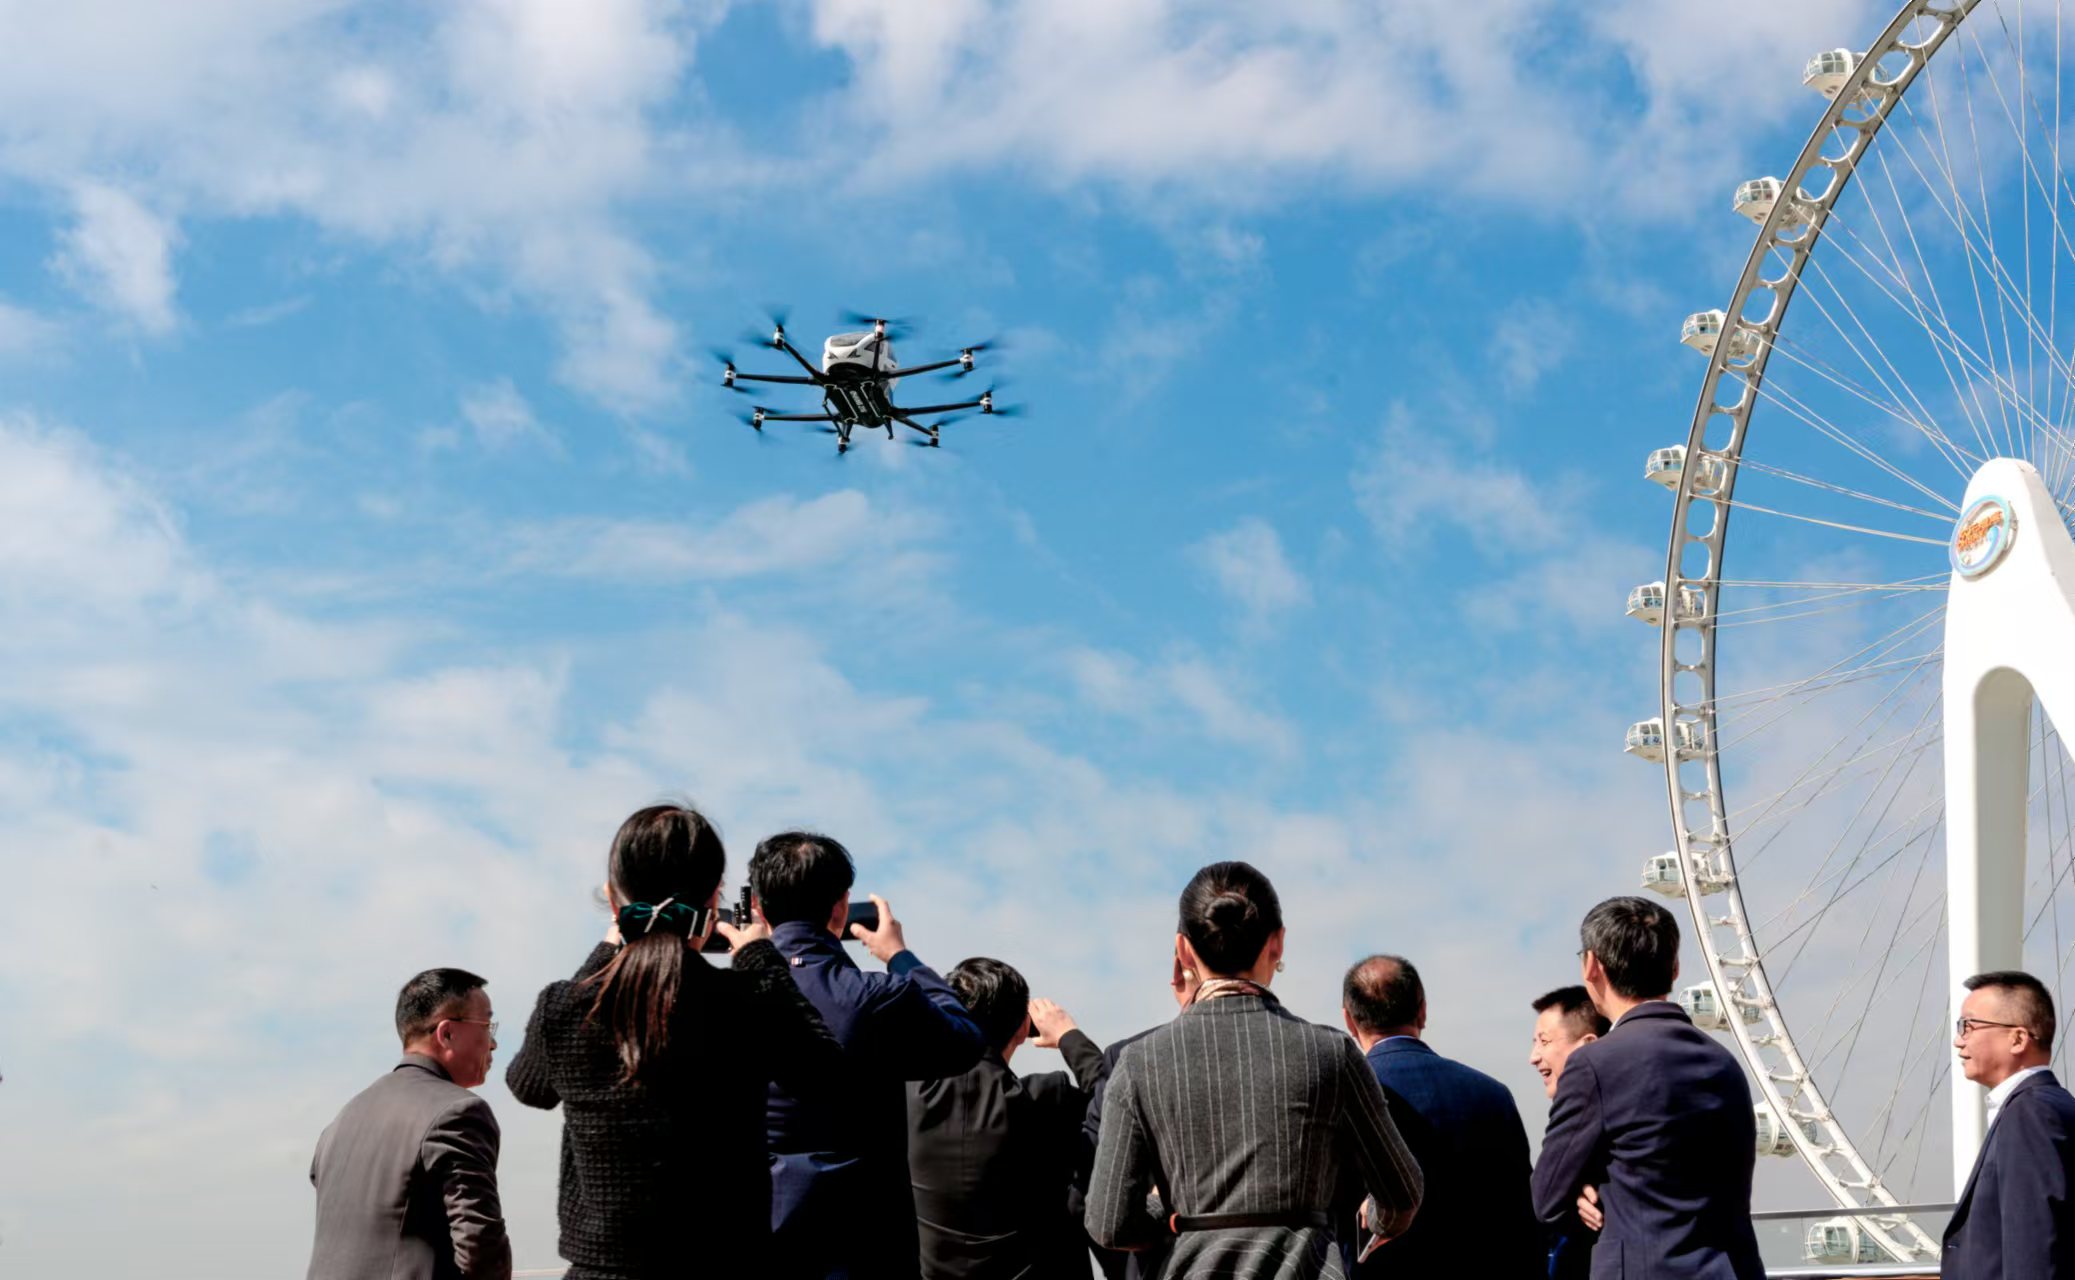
[1087,993,1423,1280]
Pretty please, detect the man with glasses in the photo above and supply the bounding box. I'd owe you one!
[1943,970,2075,1278]
[308,968,512,1280]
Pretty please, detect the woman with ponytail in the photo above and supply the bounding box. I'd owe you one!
[1086,861,1426,1279]
[506,804,844,1279]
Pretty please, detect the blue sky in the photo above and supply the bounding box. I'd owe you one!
[0,0,1911,1273]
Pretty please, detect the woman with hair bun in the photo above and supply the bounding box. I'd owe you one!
[505,803,844,1279]
[1086,861,1424,1279]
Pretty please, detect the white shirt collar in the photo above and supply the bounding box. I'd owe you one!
[1987,1065,2051,1129]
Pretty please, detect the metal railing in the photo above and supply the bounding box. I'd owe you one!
[1756,1201,1955,1280]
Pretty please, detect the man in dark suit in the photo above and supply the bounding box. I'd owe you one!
[1530,986,1608,1280]
[308,968,511,1280]
[1943,969,2075,1278]
[1342,954,1540,1277]
[755,831,987,1280]
[1531,896,1763,1280]
[908,957,1107,1279]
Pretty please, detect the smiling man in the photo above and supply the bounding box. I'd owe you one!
[1942,970,2075,1280]
[307,968,510,1280]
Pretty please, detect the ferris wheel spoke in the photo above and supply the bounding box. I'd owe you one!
[1956,33,2031,459]
[1793,247,1992,468]
[1732,456,1960,521]
[1806,855,1945,1085]
[1712,602,1946,741]
[1762,334,1982,480]
[1805,211,2075,460]
[1723,646,1944,848]
[1754,371,1976,509]
[1760,689,1947,989]
[1714,586,1948,627]
[1773,278,1986,474]
[1859,138,2010,461]
[1706,649,1947,712]
[1717,497,1950,544]
[1754,791,1946,947]
[1902,69,2024,453]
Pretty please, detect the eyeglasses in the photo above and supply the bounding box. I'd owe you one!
[446,1017,499,1038]
[1955,1016,2020,1038]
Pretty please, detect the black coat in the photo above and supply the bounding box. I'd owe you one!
[1530,1001,1762,1280]
[1942,1068,2075,1279]
[1357,1037,1540,1278]
[908,1030,1108,1279]
[505,940,844,1280]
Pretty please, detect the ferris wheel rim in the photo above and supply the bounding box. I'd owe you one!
[1655,0,1983,1261]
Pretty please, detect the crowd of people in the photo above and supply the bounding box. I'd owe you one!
[304,802,2075,1280]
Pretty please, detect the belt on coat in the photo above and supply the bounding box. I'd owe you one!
[1168,1210,1333,1234]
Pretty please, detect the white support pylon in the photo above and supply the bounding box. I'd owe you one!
[1944,458,2075,1191]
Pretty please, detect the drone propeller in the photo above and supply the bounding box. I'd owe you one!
[945,337,1003,378]
[709,348,752,393]
[739,306,792,348]
[840,308,917,340]
[736,408,768,432]
[975,385,1026,419]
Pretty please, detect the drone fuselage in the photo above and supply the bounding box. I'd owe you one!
[821,332,900,428]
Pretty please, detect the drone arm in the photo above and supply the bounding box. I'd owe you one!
[881,358,965,380]
[893,398,984,416]
[891,415,936,438]
[773,336,823,378]
[757,411,839,422]
[733,371,820,385]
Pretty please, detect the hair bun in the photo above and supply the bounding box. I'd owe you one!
[1206,890,1257,929]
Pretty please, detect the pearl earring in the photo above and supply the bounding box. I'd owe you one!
[1182,969,1197,982]
[1276,961,1286,973]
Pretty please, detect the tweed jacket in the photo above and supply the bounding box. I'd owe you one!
[504,938,845,1278]
[1087,992,1424,1280]
[308,1054,511,1280]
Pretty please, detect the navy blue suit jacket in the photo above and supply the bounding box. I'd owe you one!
[1356,1037,1541,1278]
[1942,1069,2075,1279]
[1530,1001,1763,1280]
[766,921,987,1280]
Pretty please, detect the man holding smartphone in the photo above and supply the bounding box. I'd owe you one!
[752,831,986,1280]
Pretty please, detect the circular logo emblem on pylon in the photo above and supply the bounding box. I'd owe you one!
[1952,496,2017,579]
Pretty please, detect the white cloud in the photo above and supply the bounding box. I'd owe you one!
[1488,301,1572,397]
[798,0,1886,216]
[459,378,558,452]
[52,182,179,333]
[1352,403,1570,558]
[0,0,702,410]
[1194,516,1310,627]
[0,296,61,356]
[503,490,936,581]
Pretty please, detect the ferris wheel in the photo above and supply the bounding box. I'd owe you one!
[1632,0,2075,1264]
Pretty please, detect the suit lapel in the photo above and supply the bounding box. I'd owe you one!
[1943,1072,2054,1237]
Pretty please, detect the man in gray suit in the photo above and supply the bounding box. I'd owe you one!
[308,967,512,1280]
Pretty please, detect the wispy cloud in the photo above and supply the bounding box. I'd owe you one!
[459,378,560,453]
[51,183,179,333]
[1194,516,1310,630]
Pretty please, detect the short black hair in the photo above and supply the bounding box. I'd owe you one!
[948,957,1031,1054]
[750,832,856,927]
[1964,970,2058,1047]
[395,968,487,1046]
[1342,955,1423,1035]
[1533,985,1610,1039]
[1580,896,1680,1000]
